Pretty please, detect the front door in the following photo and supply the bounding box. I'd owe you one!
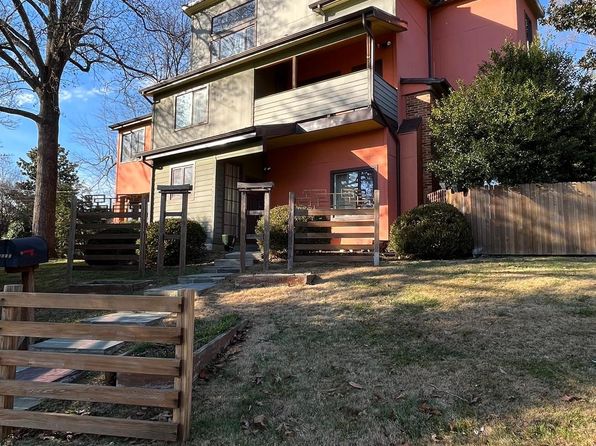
[223,163,241,238]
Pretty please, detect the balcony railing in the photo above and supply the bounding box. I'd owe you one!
[253,69,398,127]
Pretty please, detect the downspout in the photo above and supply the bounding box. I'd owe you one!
[427,8,432,77]
[362,13,401,216]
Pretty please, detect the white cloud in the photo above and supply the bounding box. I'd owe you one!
[60,86,111,102]
[14,92,36,106]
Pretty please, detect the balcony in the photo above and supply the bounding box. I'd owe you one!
[253,35,398,128]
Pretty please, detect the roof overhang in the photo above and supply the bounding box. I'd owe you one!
[182,0,223,16]
[429,0,544,18]
[141,7,407,97]
[109,114,152,131]
[401,77,452,97]
[142,124,296,161]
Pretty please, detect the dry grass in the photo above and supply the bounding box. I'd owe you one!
[5,257,596,445]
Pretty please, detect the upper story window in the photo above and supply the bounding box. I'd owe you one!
[211,0,256,61]
[175,86,208,129]
[121,128,145,162]
[525,14,533,44]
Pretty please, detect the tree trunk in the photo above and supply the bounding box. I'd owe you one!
[32,94,60,257]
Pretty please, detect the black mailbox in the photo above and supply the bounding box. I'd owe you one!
[0,237,49,269]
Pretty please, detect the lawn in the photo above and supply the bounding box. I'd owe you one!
[3,257,595,445]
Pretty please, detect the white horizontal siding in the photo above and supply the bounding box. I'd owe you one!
[254,70,370,125]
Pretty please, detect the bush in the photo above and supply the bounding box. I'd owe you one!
[255,205,294,258]
[146,219,207,266]
[388,203,473,259]
[3,220,29,239]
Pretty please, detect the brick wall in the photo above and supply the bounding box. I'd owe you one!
[404,91,436,198]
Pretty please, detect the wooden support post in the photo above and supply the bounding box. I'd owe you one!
[157,192,167,276]
[139,196,148,277]
[291,56,298,89]
[263,190,271,272]
[173,289,195,442]
[66,193,77,285]
[288,192,295,271]
[179,193,189,277]
[0,284,22,439]
[239,191,247,273]
[373,189,380,266]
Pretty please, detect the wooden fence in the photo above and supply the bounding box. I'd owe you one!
[427,182,596,255]
[0,289,195,442]
[66,194,148,283]
[288,190,380,267]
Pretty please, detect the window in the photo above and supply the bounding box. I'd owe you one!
[525,14,533,44]
[211,0,256,61]
[175,87,208,129]
[332,168,376,209]
[120,128,145,162]
[171,164,193,186]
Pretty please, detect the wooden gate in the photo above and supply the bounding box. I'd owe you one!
[288,190,380,268]
[66,194,148,283]
[0,289,194,442]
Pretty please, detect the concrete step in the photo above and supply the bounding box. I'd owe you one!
[82,312,167,326]
[30,339,124,355]
[14,367,81,411]
[202,266,240,274]
[214,258,253,267]
[178,273,231,284]
[144,282,216,297]
[224,251,261,260]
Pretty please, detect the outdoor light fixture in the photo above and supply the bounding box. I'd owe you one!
[378,41,392,49]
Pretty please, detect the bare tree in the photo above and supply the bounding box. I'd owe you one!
[0,0,190,254]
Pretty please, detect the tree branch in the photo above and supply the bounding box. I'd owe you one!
[11,0,44,68]
[0,104,40,122]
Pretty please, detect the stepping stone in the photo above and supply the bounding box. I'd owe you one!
[225,251,261,260]
[178,273,230,284]
[82,312,167,326]
[202,266,240,274]
[31,339,124,355]
[14,367,82,411]
[144,282,216,297]
[215,258,253,267]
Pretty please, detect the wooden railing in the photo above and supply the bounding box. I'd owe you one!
[66,194,148,282]
[288,190,380,268]
[0,290,195,442]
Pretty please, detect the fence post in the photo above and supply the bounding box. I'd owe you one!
[263,190,271,272]
[179,192,189,277]
[373,189,380,266]
[174,289,195,442]
[288,192,295,271]
[239,191,247,273]
[0,284,22,439]
[66,193,77,284]
[157,192,167,276]
[139,196,148,277]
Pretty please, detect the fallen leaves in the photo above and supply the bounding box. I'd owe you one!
[348,381,364,390]
[418,402,442,417]
[561,394,583,403]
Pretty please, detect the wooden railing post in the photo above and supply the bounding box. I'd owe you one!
[179,193,189,277]
[157,192,167,276]
[263,190,271,272]
[373,189,380,266]
[174,289,195,442]
[139,196,148,277]
[288,192,295,271]
[239,190,247,273]
[66,193,77,285]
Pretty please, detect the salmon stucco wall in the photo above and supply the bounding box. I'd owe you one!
[431,0,525,85]
[264,129,398,240]
[115,123,152,196]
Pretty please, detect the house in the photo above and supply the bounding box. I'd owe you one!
[112,0,543,250]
